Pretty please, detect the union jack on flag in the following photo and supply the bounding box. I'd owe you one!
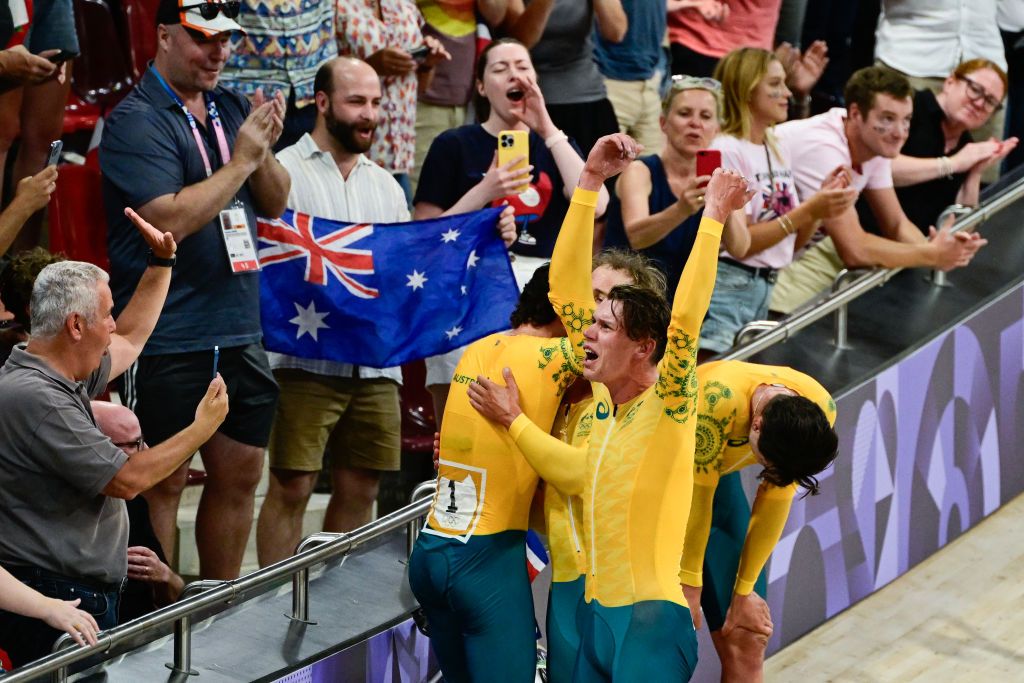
[256,208,519,369]
[258,211,379,299]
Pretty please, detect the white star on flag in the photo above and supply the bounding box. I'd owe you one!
[466,250,479,268]
[289,300,330,342]
[460,285,468,296]
[406,270,428,290]
[441,228,461,243]
[445,325,464,340]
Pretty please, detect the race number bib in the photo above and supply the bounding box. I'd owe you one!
[424,461,487,542]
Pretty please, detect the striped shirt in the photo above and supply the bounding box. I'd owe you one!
[268,133,410,382]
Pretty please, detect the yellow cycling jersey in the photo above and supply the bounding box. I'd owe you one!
[508,214,726,608]
[545,397,593,582]
[424,188,598,540]
[681,360,837,594]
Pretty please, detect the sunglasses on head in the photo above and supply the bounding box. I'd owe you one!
[181,1,241,20]
[671,74,722,93]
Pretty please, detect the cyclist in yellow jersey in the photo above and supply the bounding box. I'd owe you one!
[409,135,644,683]
[468,168,754,681]
[680,360,838,683]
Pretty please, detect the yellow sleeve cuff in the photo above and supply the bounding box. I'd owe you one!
[680,569,703,587]
[734,578,756,596]
[571,187,600,208]
[697,216,724,238]
[509,413,533,441]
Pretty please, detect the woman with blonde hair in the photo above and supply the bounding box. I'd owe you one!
[699,47,857,357]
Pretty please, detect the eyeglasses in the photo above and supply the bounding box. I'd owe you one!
[671,74,722,93]
[181,1,241,20]
[114,435,145,453]
[956,74,1003,111]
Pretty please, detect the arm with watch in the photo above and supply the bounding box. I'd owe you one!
[107,208,178,379]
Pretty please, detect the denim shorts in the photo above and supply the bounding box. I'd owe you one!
[700,260,775,354]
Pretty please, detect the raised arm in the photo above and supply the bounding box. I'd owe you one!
[501,0,555,48]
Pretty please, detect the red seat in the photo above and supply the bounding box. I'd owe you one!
[48,163,110,271]
[71,0,135,109]
[400,361,437,453]
[120,0,161,82]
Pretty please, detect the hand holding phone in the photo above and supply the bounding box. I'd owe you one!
[695,149,721,188]
[46,140,63,169]
[408,45,429,62]
[497,130,530,195]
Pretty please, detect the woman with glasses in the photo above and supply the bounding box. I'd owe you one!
[604,74,728,295]
[890,59,1018,233]
[697,48,857,358]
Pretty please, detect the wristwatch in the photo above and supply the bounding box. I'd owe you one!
[147,250,176,267]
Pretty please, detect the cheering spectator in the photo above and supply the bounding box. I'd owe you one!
[337,0,451,201]
[769,67,986,315]
[414,37,604,419]
[700,48,856,357]
[604,75,719,295]
[411,0,509,192]
[593,0,668,152]
[503,0,626,160]
[890,60,1017,232]
[221,0,338,150]
[100,0,290,580]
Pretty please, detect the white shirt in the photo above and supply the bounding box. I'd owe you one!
[775,108,893,247]
[998,0,1024,32]
[875,0,1007,77]
[268,133,410,382]
[710,133,800,269]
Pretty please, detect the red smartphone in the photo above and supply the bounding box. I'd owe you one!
[695,149,722,188]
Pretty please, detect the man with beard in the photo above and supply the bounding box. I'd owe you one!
[100,0,291,580]
[255,57,515,565]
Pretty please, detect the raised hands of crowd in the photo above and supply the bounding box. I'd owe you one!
[507,73,559,138]
[953,137,1020,175]
[234,88,286,169]
[580,133,644,188]
[703,168,757,223]
[125,207,176,261]
[775,40,829,99]
[10,165,59,216]
[365,45,417,77]
[807,165,858,221]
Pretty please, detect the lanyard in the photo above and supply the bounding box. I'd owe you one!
[151,67,231,178]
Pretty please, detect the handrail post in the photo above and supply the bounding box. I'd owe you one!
[407,480,437,557]
[930,204,974,288]
[289,532,344,624]
[732,320,781,348]
[166,580,224,675]
[50,634,75,683]
[831,268,869,348]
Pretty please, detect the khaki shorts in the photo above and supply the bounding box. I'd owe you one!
[412,101,467,195]
[268,369,401,472]
[603,72,665,155]
[769,236,844,315]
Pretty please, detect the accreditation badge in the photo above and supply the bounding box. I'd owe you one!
[219,203,259,273]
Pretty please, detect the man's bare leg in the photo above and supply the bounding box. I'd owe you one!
[141,459,191,565]
[324,466,381,532]
[196,432,264,579]
[256,468,318,567]
[712,628,768,683]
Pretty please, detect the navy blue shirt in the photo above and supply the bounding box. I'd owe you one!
[413,124,579,259]
[605,155,701,294]
[593,0,667,81]
[100,66,262,355]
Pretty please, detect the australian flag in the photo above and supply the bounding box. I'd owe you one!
[257,207,519,368]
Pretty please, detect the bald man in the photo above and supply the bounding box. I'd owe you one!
[92,401,184,621]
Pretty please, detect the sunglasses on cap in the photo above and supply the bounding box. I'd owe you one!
[181,1,241,20]
[671,74,722,93]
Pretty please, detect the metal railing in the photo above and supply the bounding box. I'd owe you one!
[1,490,435,683]
[719,178,1024,361]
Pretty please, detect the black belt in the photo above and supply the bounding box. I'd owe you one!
[720,257,778,284]
[6,565,127,594]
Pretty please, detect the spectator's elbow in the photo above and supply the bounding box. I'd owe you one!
[599,22,627,44]
[834,239,874,269]
[102,470,143,500]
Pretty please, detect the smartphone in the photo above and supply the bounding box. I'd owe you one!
[46,140,63,168]
[212,345,220,380]
[695,149,721,188]
[45,50,76,64]
[408,45,429,62]
[497,130,530,195]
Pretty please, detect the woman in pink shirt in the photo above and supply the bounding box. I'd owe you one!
[700,47,856,357]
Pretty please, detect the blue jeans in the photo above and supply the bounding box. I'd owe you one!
[0,568,122,668]
[700,260,775,354]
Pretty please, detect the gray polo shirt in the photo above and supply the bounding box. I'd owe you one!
[0,345,129,583]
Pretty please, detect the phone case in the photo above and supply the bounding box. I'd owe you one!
[497,130,530,195]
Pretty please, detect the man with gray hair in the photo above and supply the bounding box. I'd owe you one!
[0,209,228,668]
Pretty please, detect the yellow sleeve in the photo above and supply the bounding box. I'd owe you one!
[549,187,600,369]
[509,413,587,496]
[734,482,796,595]
[680,476,720,587]
[657,216,725,423]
